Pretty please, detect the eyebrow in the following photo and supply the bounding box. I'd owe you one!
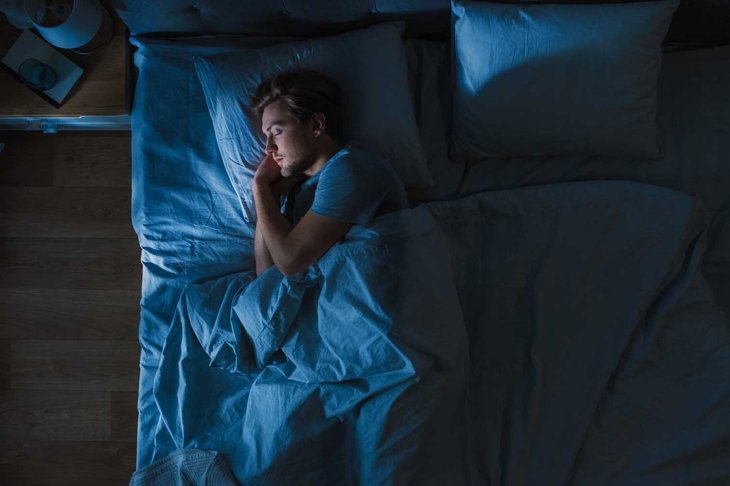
[264,120,286,134]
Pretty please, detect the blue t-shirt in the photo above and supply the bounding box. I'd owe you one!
[283,144,408,226]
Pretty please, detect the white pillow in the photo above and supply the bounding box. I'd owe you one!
[450,0,679,160]
[195,23,431,222]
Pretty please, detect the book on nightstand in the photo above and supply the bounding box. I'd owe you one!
[1,29,83,108]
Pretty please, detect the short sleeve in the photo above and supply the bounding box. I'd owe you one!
[310,153,387,226]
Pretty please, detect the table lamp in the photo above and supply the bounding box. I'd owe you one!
[24,0,113,54]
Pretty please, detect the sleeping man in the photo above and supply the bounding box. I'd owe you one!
[251,69,408,276]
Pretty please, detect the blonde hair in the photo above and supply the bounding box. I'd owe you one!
[250,70,344,143]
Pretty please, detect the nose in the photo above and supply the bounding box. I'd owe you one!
[265,136,277,154]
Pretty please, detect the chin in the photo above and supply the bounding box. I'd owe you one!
[280,162,294,176]
[283,161,307,177]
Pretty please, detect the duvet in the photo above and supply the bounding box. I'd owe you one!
[428,181,730,485]
[146,207,469,484]
[137,181,730,485]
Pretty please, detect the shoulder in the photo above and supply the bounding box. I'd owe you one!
[339,145,389,167]
[320,145,389,181]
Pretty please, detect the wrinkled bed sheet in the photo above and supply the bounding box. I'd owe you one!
[137,177,730,484]
[145,208,467,484]
[130,35,730,484]
[427,181,730,485]
[409,42,730,321]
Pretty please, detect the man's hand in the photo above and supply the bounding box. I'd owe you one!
[253,153,282,185]
[254,153,308,197]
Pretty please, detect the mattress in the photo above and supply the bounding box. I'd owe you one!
[129,33,730,483]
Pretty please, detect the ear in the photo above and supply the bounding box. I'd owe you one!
[311,113,326,137]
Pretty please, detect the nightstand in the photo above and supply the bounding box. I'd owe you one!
[0,2,131,133]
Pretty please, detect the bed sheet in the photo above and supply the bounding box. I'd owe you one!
[425,181,730,484]
[130,34,730,479]
[130,35,451,365]
[132,168,730,483]
[131,36,259,468]
[140,206,469,484]
[410,41,730,319]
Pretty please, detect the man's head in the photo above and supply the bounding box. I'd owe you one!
[251,70,344,177]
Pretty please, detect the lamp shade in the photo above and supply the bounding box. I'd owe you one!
[25,0,102,49]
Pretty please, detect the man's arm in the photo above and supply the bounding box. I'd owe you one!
[253,178,351,276]
[252,161,308,276]
[254,221,275,276]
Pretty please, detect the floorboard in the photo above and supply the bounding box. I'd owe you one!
[0,441,136,486]
[10,340,139,392]
[0,237,141,290]
[52,132,132,188]
[0,187,133,238]
[0,130,139,484]
[0,289,138,340]
[110,391,139,442]
[0,133,55,187]
[0,389,112,441]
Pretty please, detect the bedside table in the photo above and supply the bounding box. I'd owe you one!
[0,2,131,133]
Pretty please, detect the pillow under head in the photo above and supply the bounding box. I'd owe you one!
[450,0,680,161]
[195,22,431,223]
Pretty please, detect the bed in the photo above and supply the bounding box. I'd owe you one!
[114,0,730,484]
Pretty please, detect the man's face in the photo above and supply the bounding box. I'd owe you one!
[261,99,318,178]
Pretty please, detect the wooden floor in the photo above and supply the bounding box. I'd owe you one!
[0,131,139,485]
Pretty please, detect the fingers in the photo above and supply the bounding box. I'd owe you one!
[260,152,275,164]
[254,152,283,185]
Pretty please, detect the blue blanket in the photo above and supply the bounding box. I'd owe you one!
[138,181,730,485]
[427,181,730,484]
[147,208,469,484]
